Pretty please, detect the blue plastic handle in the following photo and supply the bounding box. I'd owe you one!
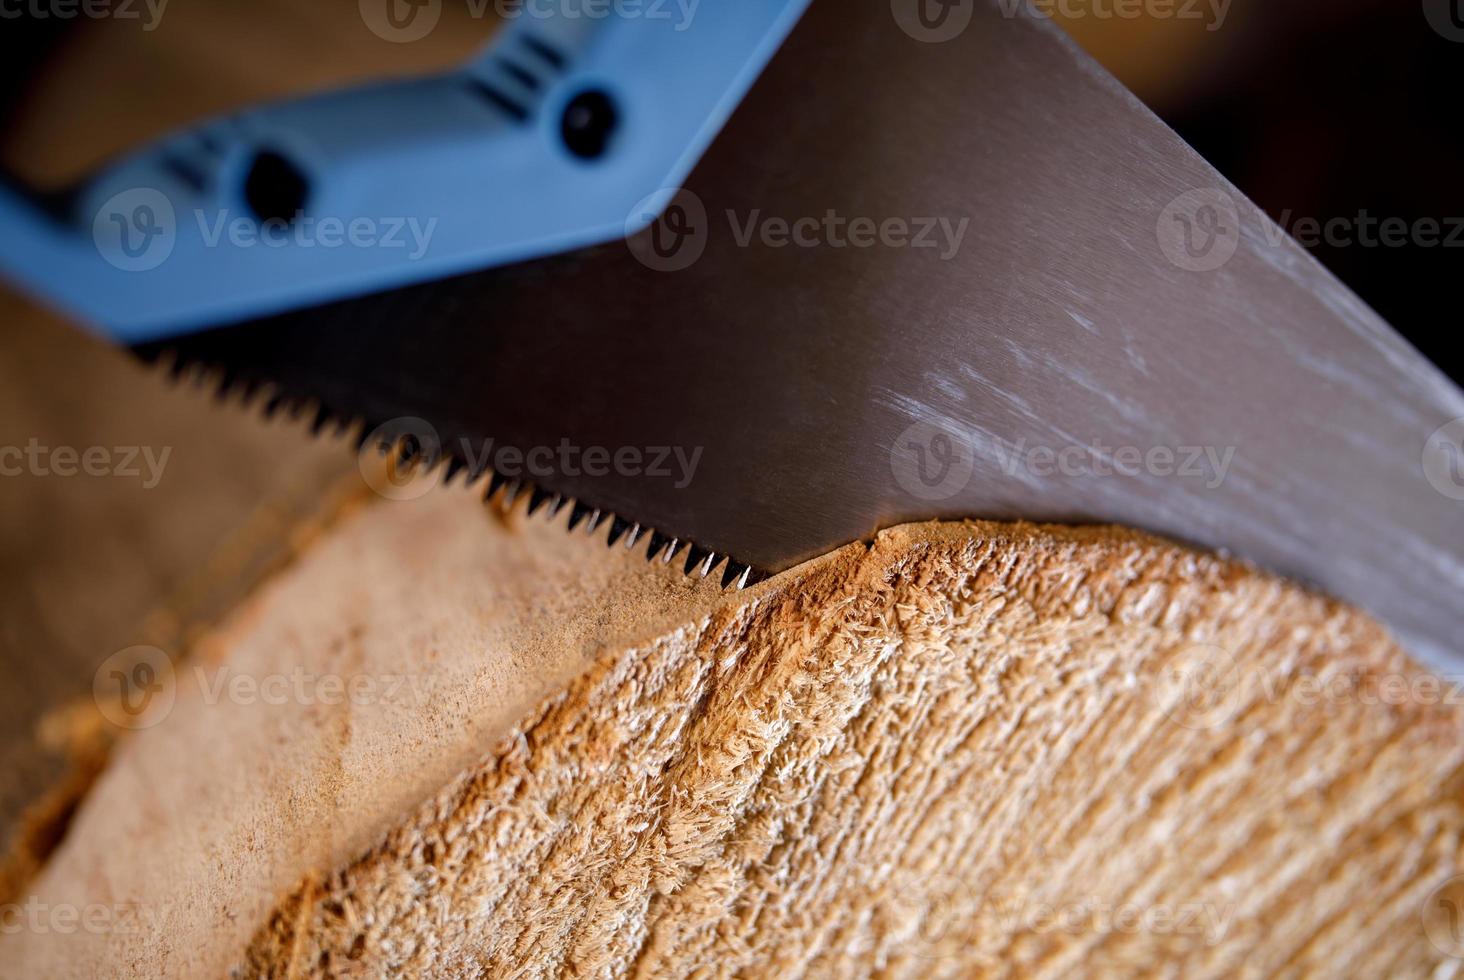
[0,1,810,343]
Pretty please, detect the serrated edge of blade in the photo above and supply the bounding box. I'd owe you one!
[136,345,766,593]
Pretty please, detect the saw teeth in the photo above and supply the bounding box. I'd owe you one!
[213,369,240,401]
[682,544,711,576]
[566,501,596,532]
[262,392,287,419]
[526,485,557,516]
[395,437,436,472]
[234,376,264,407]
[623,523,643,549]
[487,473,523,507]
[309,404,333,435]
[644,531,671,562]
[187,362,219,390]
[138,344,773,596]
[605,516,633,547]
[354,427,374,453]
[721,560,750,590]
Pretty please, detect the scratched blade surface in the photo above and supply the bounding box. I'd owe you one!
[140,0,1464,668]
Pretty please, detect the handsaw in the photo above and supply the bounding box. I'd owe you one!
[1,0,1461,670]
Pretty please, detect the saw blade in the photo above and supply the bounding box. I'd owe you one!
[139,0,1464,668]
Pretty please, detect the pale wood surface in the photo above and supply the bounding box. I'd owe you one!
[2,492,1460,977]
[0,298,352,858]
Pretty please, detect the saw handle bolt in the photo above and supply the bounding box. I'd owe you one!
[243,150,311,227]
[560,90,619,160]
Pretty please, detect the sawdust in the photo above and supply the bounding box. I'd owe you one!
[3,497,1462,978]
[233,523,1464,977]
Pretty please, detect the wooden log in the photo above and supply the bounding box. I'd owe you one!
[3,487,1461,978]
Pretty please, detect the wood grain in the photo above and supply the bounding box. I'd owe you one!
[3,491,1459,977]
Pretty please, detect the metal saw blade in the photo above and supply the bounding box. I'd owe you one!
[139,0,1464,669]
